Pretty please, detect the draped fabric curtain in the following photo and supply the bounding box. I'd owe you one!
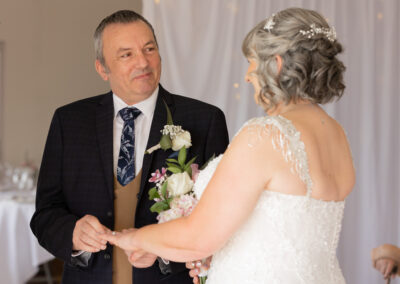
[144,1,400,283]
[0,42,3,161]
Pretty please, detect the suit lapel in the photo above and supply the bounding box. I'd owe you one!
[138,85,175,201]
[95,92,114,200]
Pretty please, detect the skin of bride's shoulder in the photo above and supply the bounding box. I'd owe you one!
[278,105,355,200]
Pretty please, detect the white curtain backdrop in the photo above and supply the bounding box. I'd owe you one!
[144,0,400,283]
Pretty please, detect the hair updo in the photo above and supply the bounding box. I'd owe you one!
[242,7,346,111]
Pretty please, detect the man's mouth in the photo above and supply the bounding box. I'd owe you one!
[132,72,152,80]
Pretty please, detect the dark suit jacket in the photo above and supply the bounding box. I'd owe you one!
[30,85,229,284]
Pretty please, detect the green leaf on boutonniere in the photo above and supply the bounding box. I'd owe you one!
[150,201,170,213]
[201,154,216,170]
[166,158,179,163]
[160,135,172,150]
[148,187,160,200]
[167,165,182,174]
[163,100,174,125]
[161,181,168,199]
[178,147,187,167]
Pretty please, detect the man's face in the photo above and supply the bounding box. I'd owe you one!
[96,21,161,104]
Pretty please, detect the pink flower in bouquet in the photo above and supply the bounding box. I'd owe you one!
[149,168,167,183]
[170,194,198,217]
[157,194,198,223]
[191,163,200,182]
[157,207,183,223]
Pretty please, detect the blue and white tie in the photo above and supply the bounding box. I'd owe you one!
[117,107,142,186]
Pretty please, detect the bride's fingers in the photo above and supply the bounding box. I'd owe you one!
[186,261,195,269]
[98,231,120,245]
[188,268,200,277]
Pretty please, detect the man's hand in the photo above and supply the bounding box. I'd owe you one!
[375,258,397,280]
[117,228,157,268]
[72,215,110,252]
[185,257,212,284]
[125,249,157,268]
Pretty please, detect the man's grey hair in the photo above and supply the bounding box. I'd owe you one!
[242,7,345,111]
[94,10,158,68]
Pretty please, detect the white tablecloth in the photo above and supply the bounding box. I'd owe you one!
[0,190,54,284]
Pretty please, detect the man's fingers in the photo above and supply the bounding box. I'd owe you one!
[129,250,146,262]
[80,232,107,250]
[76,239,102,253]
[84,215,109,234]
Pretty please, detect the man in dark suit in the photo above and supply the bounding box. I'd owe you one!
[30,10,229,284]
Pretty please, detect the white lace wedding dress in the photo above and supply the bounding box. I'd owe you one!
[193,116,346,284]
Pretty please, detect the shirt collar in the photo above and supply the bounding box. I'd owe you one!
[113,86,159,119]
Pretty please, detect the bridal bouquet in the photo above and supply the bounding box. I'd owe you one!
[146,102,211,284]
[148,147,210,284]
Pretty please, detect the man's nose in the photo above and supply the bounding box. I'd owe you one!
[134,52,149,68]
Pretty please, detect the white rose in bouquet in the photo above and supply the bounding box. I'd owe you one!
[167,172,194,197]
[172,131,192,151]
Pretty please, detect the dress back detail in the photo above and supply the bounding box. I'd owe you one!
[195,116,346,284]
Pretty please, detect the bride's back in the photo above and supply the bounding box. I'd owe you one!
[265,105,355,201]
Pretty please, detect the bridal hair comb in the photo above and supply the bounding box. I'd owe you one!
[263,14,337,43]
[263,14,276,31]
[299,23,337,42]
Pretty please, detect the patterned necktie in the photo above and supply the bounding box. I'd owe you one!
[117,107,142,186]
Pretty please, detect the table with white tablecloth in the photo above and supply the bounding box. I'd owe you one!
[0,190,54,284]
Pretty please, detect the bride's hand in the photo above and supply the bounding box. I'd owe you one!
[99,228,138,251]
[185,256,212,283]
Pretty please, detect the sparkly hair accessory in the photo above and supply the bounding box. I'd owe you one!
[299,23,337,42]
[263,14,276,31]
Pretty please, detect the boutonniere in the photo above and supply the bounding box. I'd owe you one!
[145,101,192,154]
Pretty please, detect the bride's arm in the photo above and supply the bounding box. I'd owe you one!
[105,125,275,262]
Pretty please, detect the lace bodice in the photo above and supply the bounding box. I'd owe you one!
[193,116,346,284]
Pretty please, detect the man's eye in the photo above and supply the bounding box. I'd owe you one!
[121,53,131,58]
[145,47,155,52]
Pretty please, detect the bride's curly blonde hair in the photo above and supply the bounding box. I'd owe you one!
[242,7,346,111]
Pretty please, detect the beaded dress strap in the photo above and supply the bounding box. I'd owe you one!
[240,116,313,197]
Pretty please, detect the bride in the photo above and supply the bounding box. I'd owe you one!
[101,7,355,283]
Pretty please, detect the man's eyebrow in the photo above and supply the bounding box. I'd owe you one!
[117,47,132,53]
[144,40,156,46]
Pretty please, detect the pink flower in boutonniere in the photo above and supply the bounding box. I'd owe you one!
[149,168,167,184]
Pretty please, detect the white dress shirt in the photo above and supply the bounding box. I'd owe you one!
[113,86,158,177]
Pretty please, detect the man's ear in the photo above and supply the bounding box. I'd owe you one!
[95,60,109,81]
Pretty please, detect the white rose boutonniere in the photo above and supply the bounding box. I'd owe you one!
[171,131,192,151]
[167,172,193,197]
[145,101,192,154]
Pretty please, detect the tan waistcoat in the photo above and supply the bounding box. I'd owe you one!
[112,170,142,284]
